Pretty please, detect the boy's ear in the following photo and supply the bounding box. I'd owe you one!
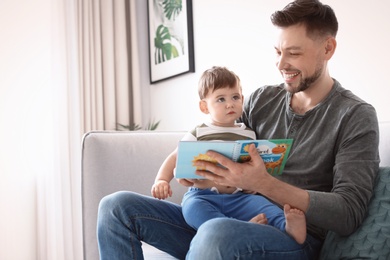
[199,100,209,114]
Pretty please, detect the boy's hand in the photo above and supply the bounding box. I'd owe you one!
[151,180,172,200]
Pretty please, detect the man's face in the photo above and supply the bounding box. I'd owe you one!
[274,24,326,94]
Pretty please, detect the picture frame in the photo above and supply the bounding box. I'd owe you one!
[147,0,195,84]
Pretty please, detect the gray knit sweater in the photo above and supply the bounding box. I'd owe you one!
[241,79,380,240]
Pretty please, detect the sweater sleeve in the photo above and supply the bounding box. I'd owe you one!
[305,104,380,236]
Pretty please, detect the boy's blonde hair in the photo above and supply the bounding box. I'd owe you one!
[198,66,242,99]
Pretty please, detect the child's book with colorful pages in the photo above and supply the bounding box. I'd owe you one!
[175,139,293,179]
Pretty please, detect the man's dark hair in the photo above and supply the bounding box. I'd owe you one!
[270,0,338,40]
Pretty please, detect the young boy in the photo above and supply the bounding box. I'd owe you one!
[151,66,306,244]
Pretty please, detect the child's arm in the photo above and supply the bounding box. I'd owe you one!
[151,148,178,199]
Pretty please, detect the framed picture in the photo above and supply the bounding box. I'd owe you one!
[147,0,195,83]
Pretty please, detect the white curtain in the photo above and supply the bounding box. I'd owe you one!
[36,0,136,259]
[35,1,83,259]
[0,0,82,259]
[78,0,134,132]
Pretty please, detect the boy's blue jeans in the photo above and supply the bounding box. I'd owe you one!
[182,187,287,230]
[97,191,322,260]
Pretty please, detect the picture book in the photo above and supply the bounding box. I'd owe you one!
[175,139,293,179]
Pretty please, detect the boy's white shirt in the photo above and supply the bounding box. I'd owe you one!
[181,122,256,141]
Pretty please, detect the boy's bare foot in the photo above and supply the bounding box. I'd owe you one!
[249,213,268,225]
[284,204,307,244]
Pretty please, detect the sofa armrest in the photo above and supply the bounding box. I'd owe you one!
[81,131,186,260]
[379,121,390,167]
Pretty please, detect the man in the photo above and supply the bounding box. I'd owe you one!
[97,0,380,259]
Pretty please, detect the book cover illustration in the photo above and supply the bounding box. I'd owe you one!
[175,139,293,179]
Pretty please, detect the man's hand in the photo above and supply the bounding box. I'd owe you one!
[193,143,310,212]
[151,180,172,200]
[192,144,270,193]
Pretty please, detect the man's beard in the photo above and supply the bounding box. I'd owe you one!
[285,65,323,94]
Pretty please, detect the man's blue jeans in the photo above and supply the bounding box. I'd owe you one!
[97,191,322,260]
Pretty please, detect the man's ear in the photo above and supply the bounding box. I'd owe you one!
[324,37,336,60]
[199,100,209,114]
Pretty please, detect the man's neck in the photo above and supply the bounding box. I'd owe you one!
[290,77,334,115]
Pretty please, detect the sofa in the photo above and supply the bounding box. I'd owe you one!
[82,121,390,260]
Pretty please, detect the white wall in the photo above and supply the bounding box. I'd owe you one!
[140,1,390,131]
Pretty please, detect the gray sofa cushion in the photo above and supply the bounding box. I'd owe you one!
[319,167,390,259]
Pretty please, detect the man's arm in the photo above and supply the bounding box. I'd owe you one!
[195,107,380,236]
[305,105,380,235]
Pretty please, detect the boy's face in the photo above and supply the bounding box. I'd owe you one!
[200,84,243,127]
